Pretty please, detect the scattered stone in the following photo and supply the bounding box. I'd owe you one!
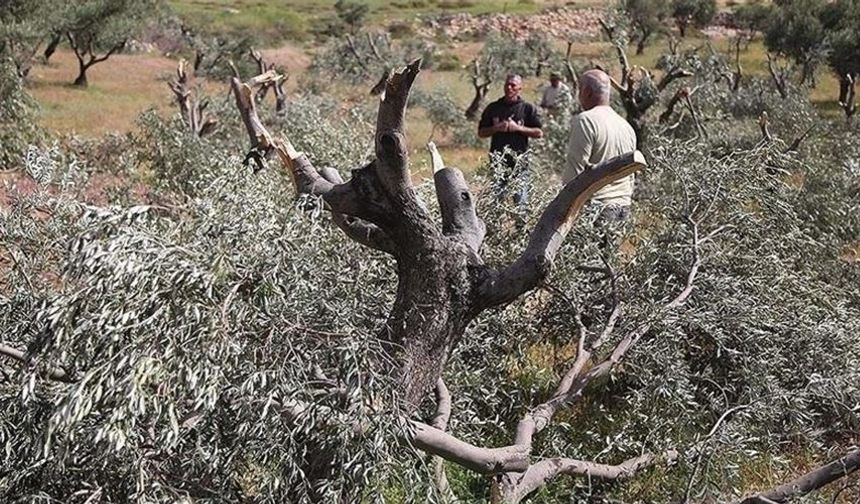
[418,8,602,41]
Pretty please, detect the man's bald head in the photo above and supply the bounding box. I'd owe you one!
[578,69,611,110]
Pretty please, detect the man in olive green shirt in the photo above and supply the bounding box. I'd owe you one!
[564,69,637,222]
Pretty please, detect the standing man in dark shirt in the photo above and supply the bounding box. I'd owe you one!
[478,74,543,212]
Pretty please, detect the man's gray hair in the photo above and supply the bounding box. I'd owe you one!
[580,70,611,99]
[505,73,523,83]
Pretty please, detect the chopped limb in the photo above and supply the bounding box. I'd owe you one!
[375,59,421,205]
[758,112,773,143]
[564,41,579,91]
[0,343,73,382]
[683,90,707,139]
[427,142,445,173]
[370,68,392,97]
[504,451,679,503]
[657,67,694,92]
[428,143,485,258]
[317,167,396,254]
[839,74,856,123]
[249,49,289,112]
[599,18,630,91]
[659,86,690,124]
[476,151,646,310]
[230,74,364,219]
[784,124,816,153]
[168,59,218,137]
[738,448,860,504]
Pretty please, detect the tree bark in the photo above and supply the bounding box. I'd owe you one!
[43,32,62,63]
[73,60,89,87]
[739,448,860,504]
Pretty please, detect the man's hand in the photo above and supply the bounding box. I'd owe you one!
[504,119,522,133]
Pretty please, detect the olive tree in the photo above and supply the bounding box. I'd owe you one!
[0,0,62,78]
[0,59,43,169]
[819,0,860,121]
[622,0,671,54]
[232,62,645,410]
[763,0,827,87]
[671,0,716,37]
[58,0,159,87]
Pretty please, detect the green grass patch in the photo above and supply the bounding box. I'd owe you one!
[169,0,548,44]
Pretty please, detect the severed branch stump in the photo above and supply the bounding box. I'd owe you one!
[168,59,218,138]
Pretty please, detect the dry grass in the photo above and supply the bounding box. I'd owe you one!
[28,49,178,135]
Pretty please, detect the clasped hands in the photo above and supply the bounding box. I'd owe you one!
[493,118,523,133]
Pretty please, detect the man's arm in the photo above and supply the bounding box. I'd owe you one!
[510,124,543,138]
[515,104,544,138]
[564,115,592,183]
[478,123,499,138]
[477,106,498,138]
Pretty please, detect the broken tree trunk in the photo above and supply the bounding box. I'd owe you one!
[599,19,691,148]
[766,53,789,100]
[231,61,646,409]
[168,59,218,137]
[465,58,491,121]
[250,49,288,113]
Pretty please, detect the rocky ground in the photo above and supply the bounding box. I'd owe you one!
[418,7,604,40]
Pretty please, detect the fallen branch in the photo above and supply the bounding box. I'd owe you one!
[738,448,860,504]
[0,343,73,382]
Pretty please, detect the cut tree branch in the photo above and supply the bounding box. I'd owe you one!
[0,343,73,382]
[428,143,485,258]
[168,59,218,137]
[505,451,679,503]
[230,74,366,219]
[318,167,396,254]
[838,73,856,123]
[375,59,421,200]
[739,448,860,504]
[476,151,646,310]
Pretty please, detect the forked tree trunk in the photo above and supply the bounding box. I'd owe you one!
[231,61,645,409]
[67,32,125,88]
[465,59,491,121]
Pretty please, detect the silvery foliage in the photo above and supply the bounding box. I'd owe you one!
[308,31,435,85]
[0,58,43,169]
[1,109,418,502]
[669,47,818,144]
[452,134,860,502]
[1,67,859,503]
[271,94,376,168]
